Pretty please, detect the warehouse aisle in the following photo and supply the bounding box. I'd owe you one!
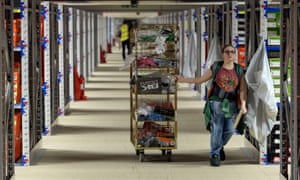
[15,49,279,180]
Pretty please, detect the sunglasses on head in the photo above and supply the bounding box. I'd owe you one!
[223,50,235,55]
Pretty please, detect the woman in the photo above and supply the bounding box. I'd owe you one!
[175,44,247,166]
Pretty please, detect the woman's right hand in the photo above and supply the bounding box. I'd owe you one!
[174,75,182,82]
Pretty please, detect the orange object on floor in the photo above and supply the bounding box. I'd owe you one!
[100,45,106,64]
[78,75,87,100]
[73,66,87,101]
[107,42,112,53]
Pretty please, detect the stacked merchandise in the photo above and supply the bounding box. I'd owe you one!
[13,62,21,104]
[267,104,291,163]
[14,111,22,161]
[266,7,291,164]
[13,10,22,162]
[267,7,281,103]
[237,9,246,67]
[130,24,178,162]
[13,18,21,47]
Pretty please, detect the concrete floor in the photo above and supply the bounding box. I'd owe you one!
[15,49,280,180]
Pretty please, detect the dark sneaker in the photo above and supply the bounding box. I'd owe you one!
[220,147,226,161]
[210,154,220,166]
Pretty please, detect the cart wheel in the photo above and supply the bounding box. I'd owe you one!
[136,150,140,156]
[167,150,172,162]
[161,150,166,156]
[139,151,144,162]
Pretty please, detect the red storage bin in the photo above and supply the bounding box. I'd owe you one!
[14,112,22,161]
[238,46,246,67]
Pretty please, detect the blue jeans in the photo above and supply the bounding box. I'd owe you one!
[209,100,237,158]
[121,39,130,60]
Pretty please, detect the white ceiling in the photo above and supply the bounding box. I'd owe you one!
[52,0,224,15]
[50,0,281,18]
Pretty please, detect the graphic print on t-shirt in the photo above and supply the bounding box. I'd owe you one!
[215,67,239,92]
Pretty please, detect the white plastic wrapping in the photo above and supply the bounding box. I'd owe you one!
[245,39,277,144]
[204,35,222,97]
[182,32,198,78]
[205,34,223,70]
[155,36,167,54]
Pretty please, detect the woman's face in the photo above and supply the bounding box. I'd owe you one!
[222,46,236,63]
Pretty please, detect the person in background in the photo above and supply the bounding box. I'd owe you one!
[120,20,130,61]
[175,44,247,166]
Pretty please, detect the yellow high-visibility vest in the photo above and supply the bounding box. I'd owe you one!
[120,24,129,42]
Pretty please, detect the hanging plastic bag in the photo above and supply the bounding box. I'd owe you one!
[244,39,277,144]
[204,34,222,99]
[205,34,223,70]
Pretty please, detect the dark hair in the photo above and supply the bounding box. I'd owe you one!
[221,44,235,53]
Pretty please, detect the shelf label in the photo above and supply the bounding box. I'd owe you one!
[138,77,161,93]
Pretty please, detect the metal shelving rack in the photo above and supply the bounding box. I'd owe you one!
[243,0,284,166]
[243,0,266,165]
[41,1,52,136]
[41,2,61,135]
[63,6,71,107]
[12,0,43,166]
[67,7,74,103]
[0,0,15,178]
[28,0,43,159]
[280,1,300,179]
[57,4,65,116]
[49,3,59,128]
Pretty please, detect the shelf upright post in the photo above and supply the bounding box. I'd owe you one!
[87,12,91,78]
[183,10,189,76]
[91,13,95,73]
[97,14,101,65]
[20,0,30,165]
[0,0,15,177]
[200,7,207,100]
[76,9,81,76]
[32,0,43,146]
[57,4,64,116]
[41,1,52,136]
[103,16,106,57]
[178,12,184,75]
[232,1,238,50]
[68,7,74,102]
[260,0,268,42]
[5,0,15,176]
[0,0,6,177]
[289,1,300,179]
[81,11,86,78]
[279,1,290,178]
[195,8,201,94]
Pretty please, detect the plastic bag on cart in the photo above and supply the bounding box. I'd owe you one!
[155,35,167,54]
[244,39,277,144]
